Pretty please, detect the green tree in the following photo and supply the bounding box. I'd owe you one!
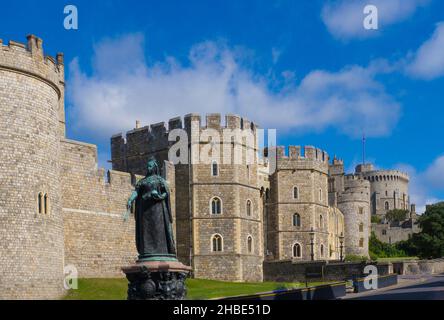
[369,232,406,258]
[408,202,444,259]
[385,209,409,223]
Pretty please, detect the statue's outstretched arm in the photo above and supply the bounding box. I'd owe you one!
[124,190,138,221]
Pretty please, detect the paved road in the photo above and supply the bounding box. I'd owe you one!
[349,275,444,300]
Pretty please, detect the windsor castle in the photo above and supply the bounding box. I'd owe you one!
[0,36,419,299]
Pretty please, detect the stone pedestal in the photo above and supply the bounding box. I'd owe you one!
[122,261,192,300]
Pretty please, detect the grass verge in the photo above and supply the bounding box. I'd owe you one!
[64,278,330,300]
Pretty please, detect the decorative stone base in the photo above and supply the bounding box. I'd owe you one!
[122,261,192,300]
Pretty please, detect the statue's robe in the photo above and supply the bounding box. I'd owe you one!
[134,176,176,259]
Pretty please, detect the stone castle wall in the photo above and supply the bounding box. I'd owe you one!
[60,139,138,277]
[60,138,177,278]
[0,36,65,299]
[372,222,420,244]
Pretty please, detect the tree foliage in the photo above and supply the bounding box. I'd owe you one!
[371,215,382,224]
[369,232,406,258]
[400,202,444,259]
[385,209,409,223]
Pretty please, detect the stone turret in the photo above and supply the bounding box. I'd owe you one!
[0,36,65,299]
[337,175,371,257]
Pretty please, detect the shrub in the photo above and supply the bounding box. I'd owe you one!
[385,209,409,223]
[345,255,368,262]
[369,232,407,258]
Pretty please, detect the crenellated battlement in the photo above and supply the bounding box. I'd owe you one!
[112,113,259,144]
[267,145,329,163]
[0,35,64,97]
[265,145,329,174]
[360,169,410,183]
[111,113,260,170]
[339,174,371,200]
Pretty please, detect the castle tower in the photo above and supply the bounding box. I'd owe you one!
[267,146,334,261]
[111,114,264,282]
[356,164,410,217]
[189,114,264,282]
[0,36,66,298]
[337,175,371,257]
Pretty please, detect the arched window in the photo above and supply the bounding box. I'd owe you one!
[211,161,219,177]
[212,234,223,252]
[247,236,253,253]
[38,193,43,214]
[385,201,390,210]
[44,194,48,214]
[292,243,302,258]
[319,215,324,229]
[293,213,301,227]
[293,186,299,199]
[211,197,222,215]
[320,244,324,257]
[246,200,252,217]
[359,223,364,232]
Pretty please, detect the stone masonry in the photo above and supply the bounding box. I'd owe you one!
[0,35,417,299]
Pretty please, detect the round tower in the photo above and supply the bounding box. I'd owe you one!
[356,165,410,216]
[0,35,65,299]
[337,175,371,257]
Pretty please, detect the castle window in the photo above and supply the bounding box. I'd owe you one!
[293,213,301,227]
[320,244,324,258]
[247,236,253,253]
[385,201,390,210]
[382,229,387,235]
[44,194,49,214]
[319,189,323,202]
[359,207,364,215]
[292,243,302,258]
[212,234,223,252]
[359,238,364,248]
[38,193,43,214]
[293,186,299,199]
[246,200,252,216]
[319,215,324,229]
[211,161,219,177]
[211,197,222,215]
[359,223,364,232]
[328,179,335,192]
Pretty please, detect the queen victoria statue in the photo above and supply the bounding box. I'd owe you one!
[125,157,177,262]
[122,158,190,300]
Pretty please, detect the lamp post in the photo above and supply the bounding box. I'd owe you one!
[339,232,344,262]
[309,227,315,261]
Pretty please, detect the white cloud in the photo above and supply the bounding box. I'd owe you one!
[322,0,430,40]
[68,33,401,140]
[396,158,444,214]
[406,22,444,80]
[424,155,444,189]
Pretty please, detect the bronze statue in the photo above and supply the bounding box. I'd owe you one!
[125,158,177,261]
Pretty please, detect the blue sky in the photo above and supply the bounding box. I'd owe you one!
[1,0,443,211]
